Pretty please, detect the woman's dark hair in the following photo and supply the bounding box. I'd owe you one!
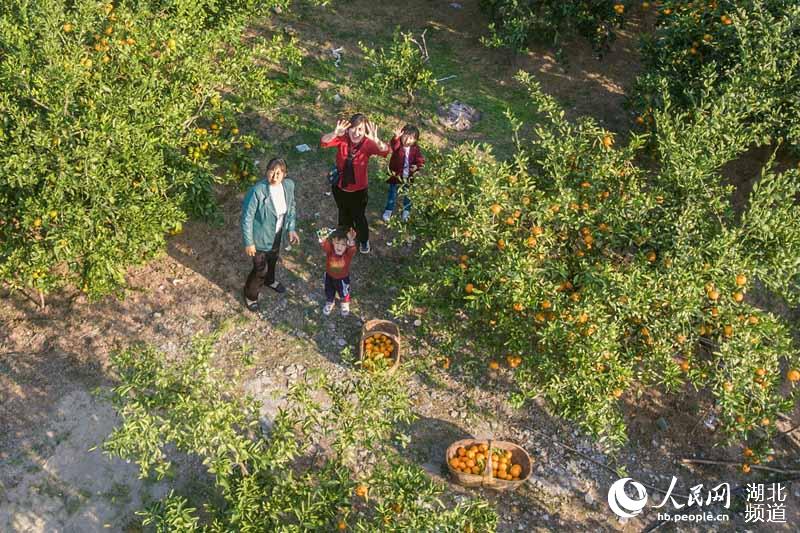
[265,157,287,175]
[402,124,420,141]
[349,113,367,129]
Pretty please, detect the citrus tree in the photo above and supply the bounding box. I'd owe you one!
[0,0,304,298]
[104,336,497,531]
[359,28,439,104]
[631,0,800,151]
[479,0,630,58]
[394,71,800,462]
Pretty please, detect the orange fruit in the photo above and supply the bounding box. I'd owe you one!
[707,289,720,301]
[489,360,500,370]
[457,447,466,457]
[723,382,734,392]
[742,463,751,473]
[513,303,524,312]
[338,520,347,530]
[735,274,747,286]
[509,464,522,477]
[497,239,506,250]
[747,315,759,325]
[614,4,624,15]
[732,291,744,303]
[761,418,770,426]
[526,236,537,248]
[602,135,614,148]
[355,484,368,498]
[646,251,657,263]
[466,450,476,459]
[465,283,474,294]
[531,226,543,236]
[541,300,552,310]
[471,466,481,475]
[755,368,766,377]
[490,204,502,215]
[612,388,623,399]
[723,325,733,337]
[479,443,489,453]
[680,361,690,372]
[506,217,515,225]
[788,369,800,382]
[449,458,461,469]
[743,448,754,457]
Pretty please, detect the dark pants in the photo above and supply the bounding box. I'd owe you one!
[385,182,411,212]
[332,185,369,244]
[244,232,282,301]
[324,273,351,303]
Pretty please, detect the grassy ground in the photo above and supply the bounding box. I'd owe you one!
[1,1,798,532]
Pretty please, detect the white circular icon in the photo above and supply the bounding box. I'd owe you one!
[608,478,648,518]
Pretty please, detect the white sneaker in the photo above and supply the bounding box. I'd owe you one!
[341,301,350,316]
[382,210,392,222]
[323,301,334,316]
[401,210,410,222]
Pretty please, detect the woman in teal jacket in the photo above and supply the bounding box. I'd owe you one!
[241,158,300,311]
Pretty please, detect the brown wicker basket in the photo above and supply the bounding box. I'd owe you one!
[445,439,532,491]
[358,319,401,374]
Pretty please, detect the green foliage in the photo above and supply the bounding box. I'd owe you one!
[631,0,800,150]
[0,0,303,298]
[104,337,498,531]
[359,28,439,104]
[393,70,800,453]
[479,0,629,57]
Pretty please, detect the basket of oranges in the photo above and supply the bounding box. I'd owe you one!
[359,319,401,373]
[445,439,532,491]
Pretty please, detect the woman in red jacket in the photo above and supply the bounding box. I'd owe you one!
[321,113,389,254]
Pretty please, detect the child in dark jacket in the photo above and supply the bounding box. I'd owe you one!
[319,227,357,316]
[382,124,425,223]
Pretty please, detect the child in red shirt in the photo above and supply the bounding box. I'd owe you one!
[382,124,425,223]
[320,227,357,316]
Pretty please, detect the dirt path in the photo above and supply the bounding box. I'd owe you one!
[2,1,798,531]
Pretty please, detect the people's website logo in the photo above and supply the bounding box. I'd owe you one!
[607,477,730,523]
[608,477,790,524]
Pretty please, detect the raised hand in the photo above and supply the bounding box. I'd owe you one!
[365,120,379,141]
[347,227,357,242]
[334,119,350,136]
[394,124,405,138]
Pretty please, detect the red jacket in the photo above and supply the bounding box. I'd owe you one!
[387,136,425,184]
[321,239,356,279]
[320,135,389,192]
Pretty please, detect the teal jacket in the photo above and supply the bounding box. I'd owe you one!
[240,178,297,251]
